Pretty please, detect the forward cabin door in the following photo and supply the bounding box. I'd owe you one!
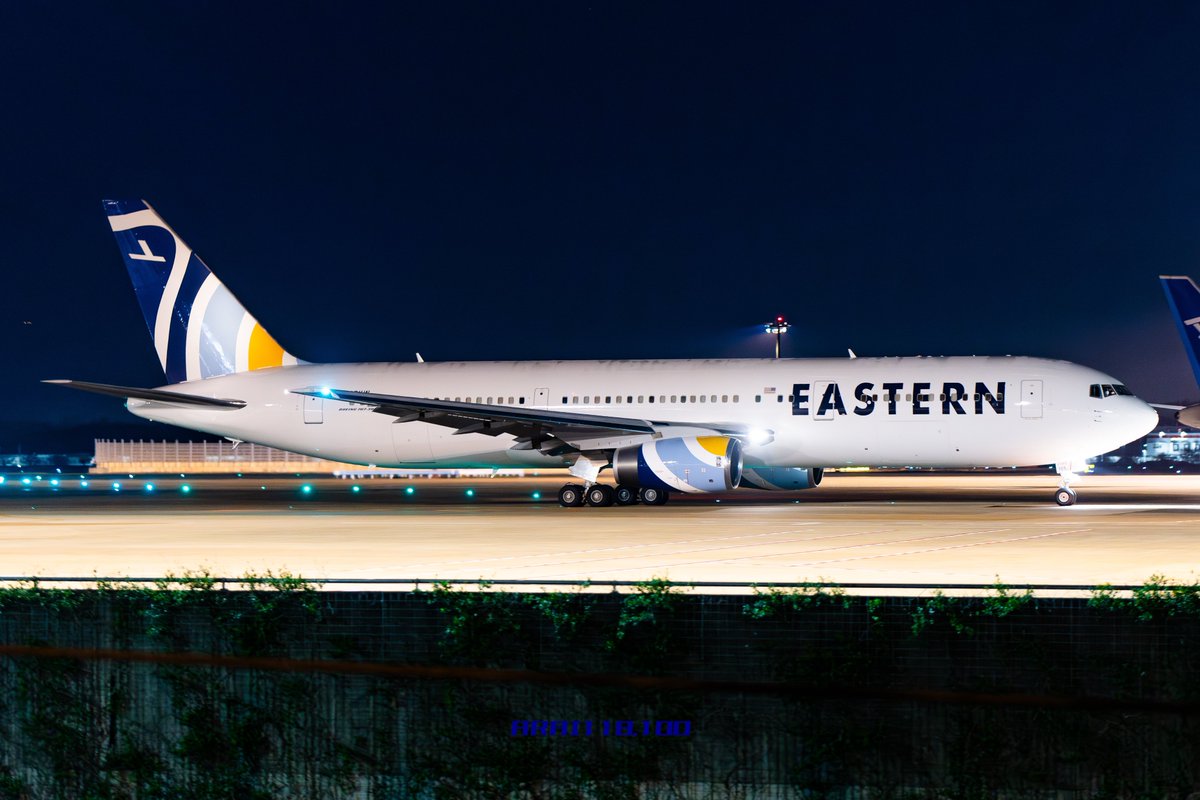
[1020,380,1043,419]
[303,395,324,424]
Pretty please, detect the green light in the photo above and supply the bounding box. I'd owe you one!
[79,480,89,488]
[405,486,415,495]
[181,484,191,494]
[112,482,121,492]
[465,489,475,497]
[351,485,361,493]
[49,479,59,487]
[301,484,313,495]
[531,491,541,500]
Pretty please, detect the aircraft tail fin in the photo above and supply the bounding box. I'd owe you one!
[1160,274,1200,387]
[102,199,298,385]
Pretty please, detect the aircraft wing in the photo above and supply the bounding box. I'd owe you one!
[292,388,760,452]
[44,380,246,408]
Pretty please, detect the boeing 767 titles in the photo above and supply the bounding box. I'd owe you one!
[47,200,1158,507]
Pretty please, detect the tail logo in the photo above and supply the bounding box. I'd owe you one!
[103,199,297,385]
[128,239,166,263]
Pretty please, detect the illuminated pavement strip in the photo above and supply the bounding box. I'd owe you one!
[0,474,1197,592]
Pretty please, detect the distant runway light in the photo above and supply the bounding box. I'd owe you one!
[112,482,121,492]
[79,480,89,488]
[21,478,31,486]
[301,484,313,495]
[144,483,155,492]
[49,479,59,487]
[465,489,475,497]
[351,485,361,493]
[180,484,191,494]
[405,486,415,495]
[531,491,541,500]
[35,475,42,481]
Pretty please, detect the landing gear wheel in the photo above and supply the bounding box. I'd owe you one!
[614,485,638,506]
[640,487,670,506]
[558,484,586,507]
[586,484,615,507]
[1054,487,1077,507]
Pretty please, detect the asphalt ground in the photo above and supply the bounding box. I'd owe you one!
[0,472,1197,592]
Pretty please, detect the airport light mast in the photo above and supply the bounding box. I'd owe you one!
[765,315,790,359]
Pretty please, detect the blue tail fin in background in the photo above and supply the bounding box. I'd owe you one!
[1160,274,1200,387]
[103,199,297,385]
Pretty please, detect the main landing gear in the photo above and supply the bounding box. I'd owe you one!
[557,484,667,507]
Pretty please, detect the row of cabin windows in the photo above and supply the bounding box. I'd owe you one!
[562,394,739,405]
[754,393,1005,403]
[441,397,525,404]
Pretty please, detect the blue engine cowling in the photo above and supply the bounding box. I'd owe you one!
[740,467,824,490]
[612,436,743,493]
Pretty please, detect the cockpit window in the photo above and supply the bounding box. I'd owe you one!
[1091,383,1133,399]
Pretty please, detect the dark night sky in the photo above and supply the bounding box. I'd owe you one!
[3,2,1200,444]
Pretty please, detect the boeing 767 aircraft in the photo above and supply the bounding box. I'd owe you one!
[48,200,1157,507]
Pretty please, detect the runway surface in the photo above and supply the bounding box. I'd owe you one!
[0,473,1197,592]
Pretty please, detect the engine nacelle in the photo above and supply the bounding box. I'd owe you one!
[612,436,742,493]
[740,467,824,491]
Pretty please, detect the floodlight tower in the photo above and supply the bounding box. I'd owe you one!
[765,315,790,359]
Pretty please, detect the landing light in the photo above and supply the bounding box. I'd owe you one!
[320,386,333,397]
[747,428,772,446]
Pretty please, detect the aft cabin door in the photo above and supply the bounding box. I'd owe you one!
[303,395,324,424]
[1020,380,1043,419]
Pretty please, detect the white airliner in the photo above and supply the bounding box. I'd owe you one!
[48,200,1157,507]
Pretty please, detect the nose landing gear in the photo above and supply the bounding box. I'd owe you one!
[1053,462,1080,506]
[1054,487,1077,506]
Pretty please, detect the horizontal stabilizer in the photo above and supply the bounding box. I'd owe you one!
[43,380,246,408]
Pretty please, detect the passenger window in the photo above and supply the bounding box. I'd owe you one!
[519,397,525,404]
[649,396,655,403]
[700,395,706,403]
[722,395,729,403]
[627,396,633,403]
[659,395,665,403]
[777,395,784,403]
[572,396,579,404]
[671,395,677,403]
[638,395,644,403]
[455,397,461,402]
[711,395,717,402]
[562,396,568,404]
[690,395,697,402]
[616,396,622,404]
[755,395,762,403]
[605,396,611,404]
[486,397,493,404]
[732,395,739,402]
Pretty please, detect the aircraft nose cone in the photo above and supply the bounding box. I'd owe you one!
[1133,400,1160,438]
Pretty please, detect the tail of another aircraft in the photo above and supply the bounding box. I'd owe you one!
[1160,275,1200,387]
[103,199,298,385]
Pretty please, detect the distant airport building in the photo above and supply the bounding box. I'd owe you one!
[1138,428,1200,464]
[90,439,532,477]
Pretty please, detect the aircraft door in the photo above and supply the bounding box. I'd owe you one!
[534,387,549,408]
[1020,380,1043,419]
[303,395,323,424]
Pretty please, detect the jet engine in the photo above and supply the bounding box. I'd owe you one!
[740,467,824,490]
[612,436,742,493]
